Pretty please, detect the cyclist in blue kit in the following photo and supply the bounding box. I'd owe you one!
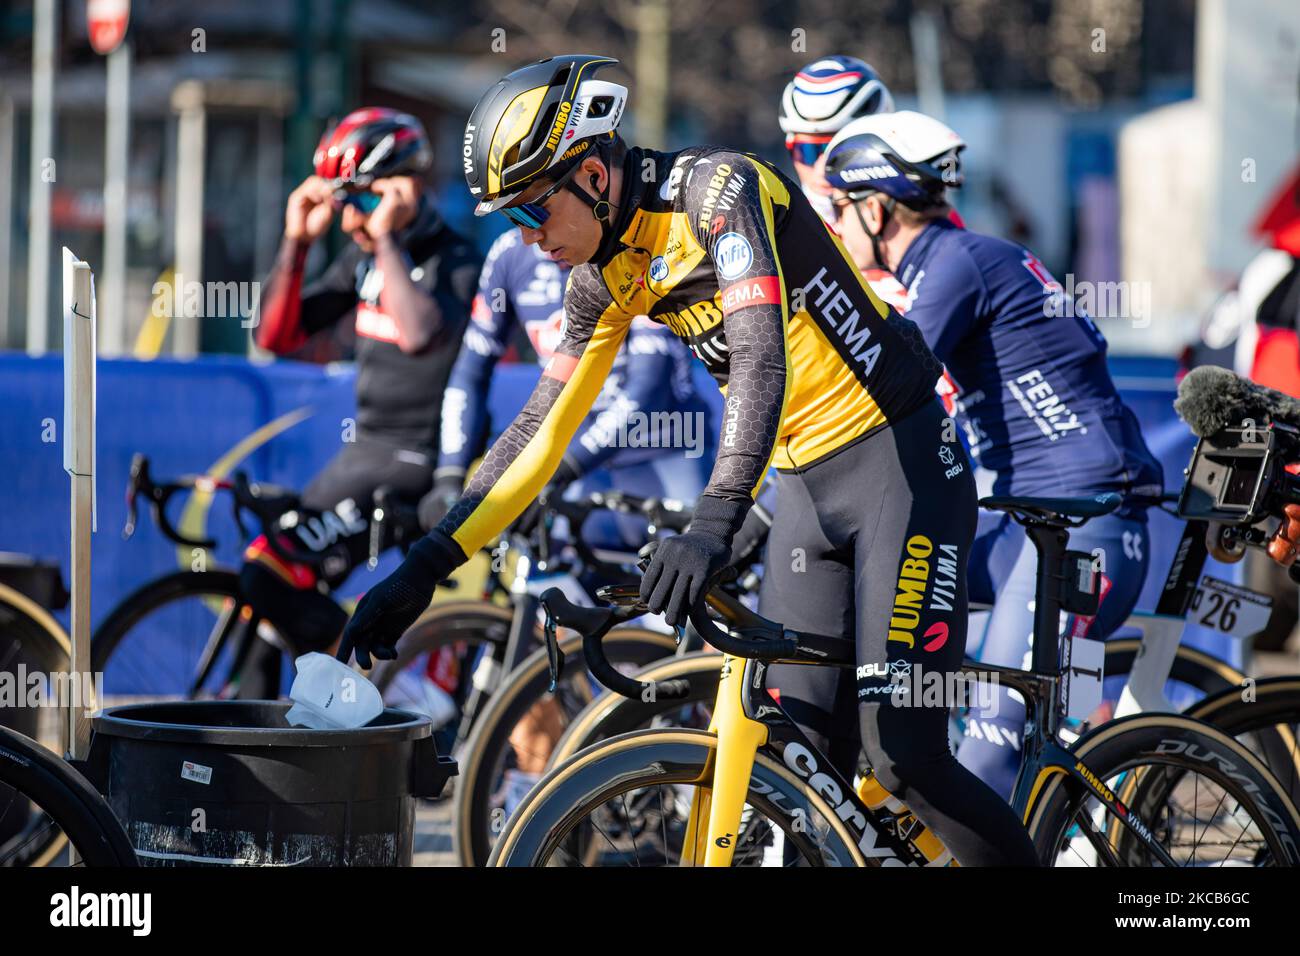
[823,111,1164,800]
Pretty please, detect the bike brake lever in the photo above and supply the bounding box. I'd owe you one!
[368,506,384,570]
[542,605,566,692]
[123,493,138,540]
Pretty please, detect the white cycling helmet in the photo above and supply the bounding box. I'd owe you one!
[824,111,965,207]
[779,56,895,136]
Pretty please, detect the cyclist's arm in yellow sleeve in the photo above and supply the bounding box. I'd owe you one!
[427,265,632,564]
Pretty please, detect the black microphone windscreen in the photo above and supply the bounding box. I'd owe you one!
[1175,365,1300,437]
[1174,366,1251,437]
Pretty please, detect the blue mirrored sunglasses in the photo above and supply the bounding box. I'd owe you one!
[501,202,547,230]
[788,141,829,166]
[499,159,585,230]
[335,191,383,214]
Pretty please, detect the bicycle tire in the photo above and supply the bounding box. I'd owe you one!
[1026,712,1300,866]
[0,726,137,867]
[489,728,868,866]
[1185,677,1300,803]
[0,583,76,865]
[367,600,516,695]
[453,627,679,866]
[0,582,72,670]
[553,641,1242,769]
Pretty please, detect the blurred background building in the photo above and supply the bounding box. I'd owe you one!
[0,0,1297,358]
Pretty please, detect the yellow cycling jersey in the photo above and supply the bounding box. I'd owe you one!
[433,145,942,561]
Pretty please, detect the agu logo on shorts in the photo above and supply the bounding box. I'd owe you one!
[714,232,753,281]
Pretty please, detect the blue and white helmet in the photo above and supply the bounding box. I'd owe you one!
[823,111,965,209]
[779,56,895,135]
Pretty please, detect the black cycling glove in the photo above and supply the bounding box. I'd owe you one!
[341,535,455,669]
[639,496,747,628]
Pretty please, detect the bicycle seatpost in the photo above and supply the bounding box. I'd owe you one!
[1023,522,1071,678]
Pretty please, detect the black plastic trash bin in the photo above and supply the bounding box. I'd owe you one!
[80,700,456,867]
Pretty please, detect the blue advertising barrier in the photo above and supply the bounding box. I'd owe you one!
[0,351,1241,693]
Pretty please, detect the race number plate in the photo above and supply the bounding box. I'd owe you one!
[1061,636,1105,720]
[1188,576,1273,639]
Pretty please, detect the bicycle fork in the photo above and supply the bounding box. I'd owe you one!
[680,655,769,866]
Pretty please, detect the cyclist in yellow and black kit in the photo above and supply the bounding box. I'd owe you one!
[342,55,1038,866]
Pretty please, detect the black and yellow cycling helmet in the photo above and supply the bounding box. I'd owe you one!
[464,54,627,216]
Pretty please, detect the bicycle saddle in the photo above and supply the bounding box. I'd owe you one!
[980,492,1122,524]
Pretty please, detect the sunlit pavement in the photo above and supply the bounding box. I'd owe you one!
[413,796,455,866]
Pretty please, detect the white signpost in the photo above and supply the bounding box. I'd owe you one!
[62,248,98,775]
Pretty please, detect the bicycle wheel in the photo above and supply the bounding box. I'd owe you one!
[490,729,865,867]
[547,651,721,769]
[1186,678,1300,804]
[91,570,283,702]
[368,600,515,696]
[1027,713,1300,866]
[368,601,520,748]
[0,726,137,867]
[0,582,71,736]
[0,584,75,864]
[452,628,679,866]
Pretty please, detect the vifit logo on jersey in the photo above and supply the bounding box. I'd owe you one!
[714,233,753,280]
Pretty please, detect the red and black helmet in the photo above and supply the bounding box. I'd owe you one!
[313,107,433,191]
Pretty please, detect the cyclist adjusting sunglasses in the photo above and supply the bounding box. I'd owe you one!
[333,189,383,214]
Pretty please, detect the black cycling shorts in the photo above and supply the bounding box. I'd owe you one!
[760,398,1038,866]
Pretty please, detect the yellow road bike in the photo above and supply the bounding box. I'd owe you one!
[490,494,1300,867]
